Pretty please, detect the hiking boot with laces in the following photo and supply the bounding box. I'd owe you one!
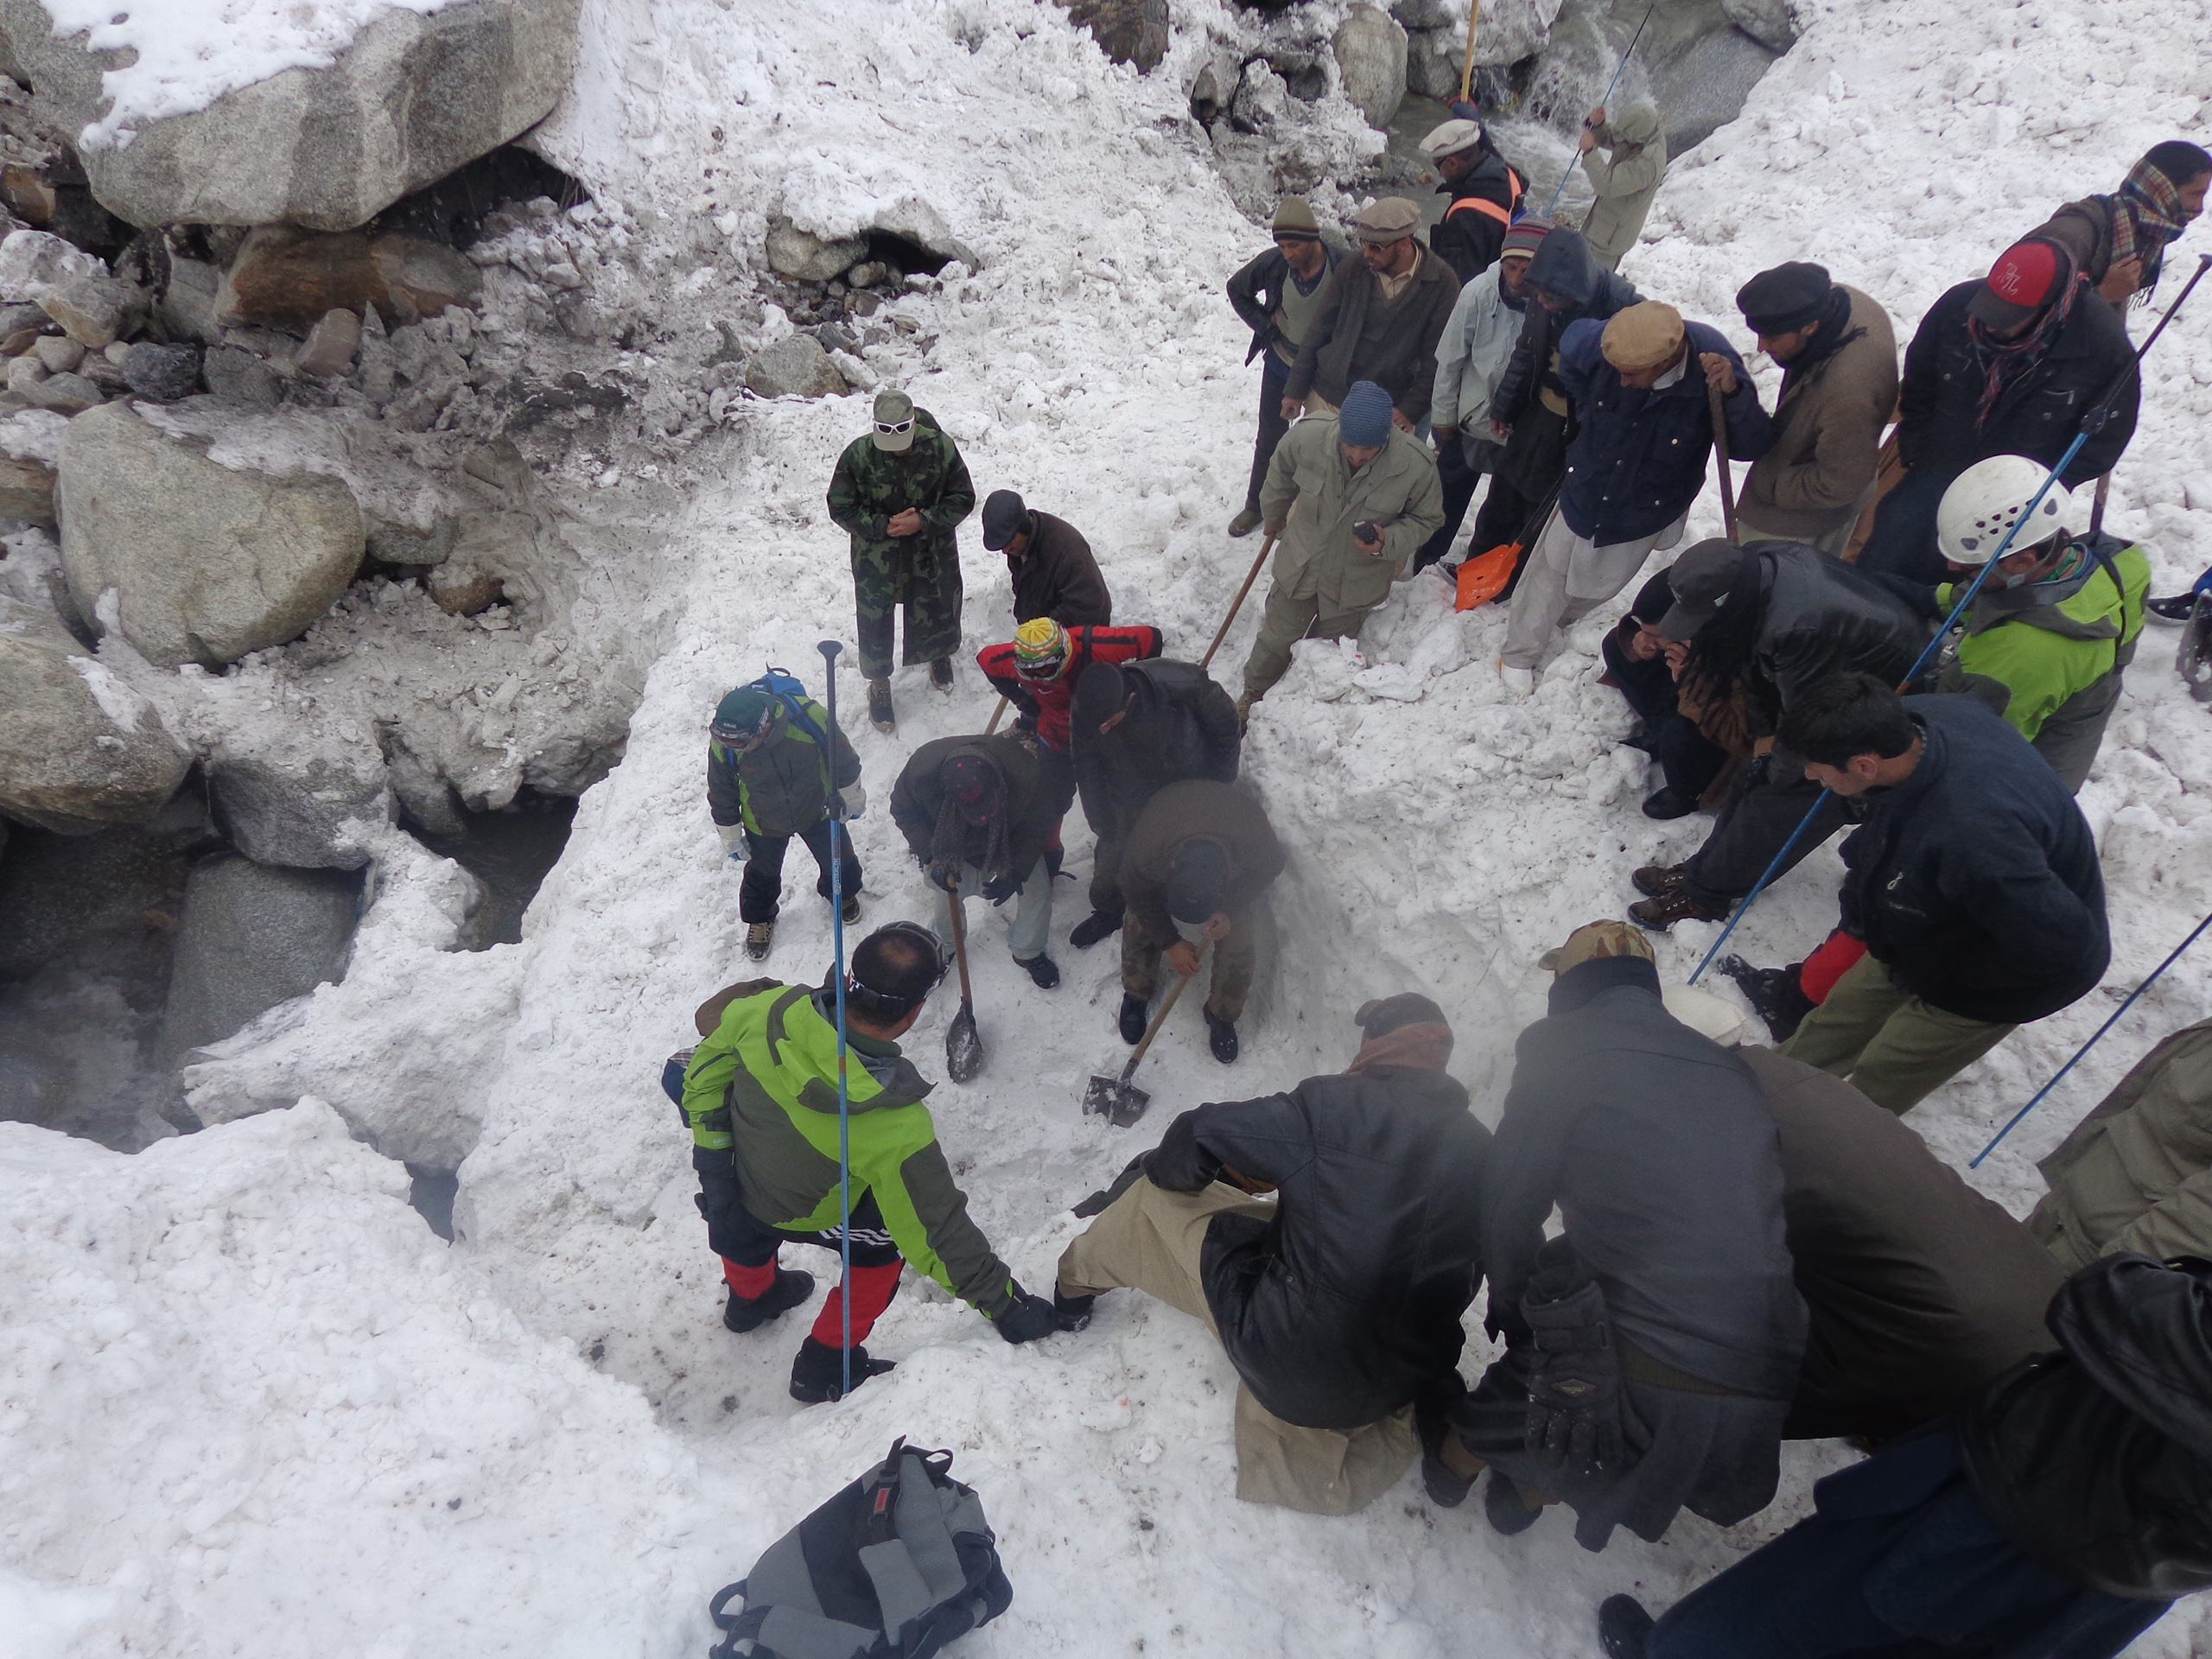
[867,678,894,733]
[929,658,954,691]
[744,920,773,961]
[723,1268,814,1333]
[1069,909,1122,950]
[1629,886,1729,931]
[1020,954,1061,990]
[789,1337,896,1404]
[840,892,861,925]
[1631,862,1686,897]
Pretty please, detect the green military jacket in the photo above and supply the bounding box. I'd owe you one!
[681,982,1015,1316]
[826,407,976,590]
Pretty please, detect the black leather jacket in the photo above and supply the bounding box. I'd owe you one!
[1960,1253,2212,1600]
[1730,543,1932,736]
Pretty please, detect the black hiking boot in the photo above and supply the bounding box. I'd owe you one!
[1631,861,1686,897]
[1052,1286,1097,1331]
[929,658,955,691]
[2149,589,2206,621]
[1020,954,1061,989]
[1484,1470,1543,1537]
[1640,785,1701,821]
[1118,994,1148,1045]
[1069,909,1122,950]
[789,1337,897,1403]
[1719,955,1816,1041]
[1417,1410,1479,1509]
[1206,1013,1239,1065]
[867,678,895,734]
[841,892,861,925]
[1598,1594,1656,1659]
[1630,886,1731,931]
[723,1268,814,1333]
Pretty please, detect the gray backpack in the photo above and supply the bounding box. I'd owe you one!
[708,1439,1012,1659]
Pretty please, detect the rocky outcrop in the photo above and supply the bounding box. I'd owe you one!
[214,226,483,334]
[1058,0,1171,72]
[1333,5,1409,130]
[159,855,363,1063]
[744,333,848,400]
[765,220,868,285]
[0,593,190,833]
[1722,0,1797,53]
[0,0,583,232]
[57,403,365,668]
[207,734,393,872]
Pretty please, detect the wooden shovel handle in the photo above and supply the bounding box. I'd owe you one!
[1202,532,1278,670]
[945,877,976,1007]
[1124,941,1205,1077]
[1707,377,1739,542]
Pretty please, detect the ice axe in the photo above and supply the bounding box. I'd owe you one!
[943,877,984,1083]
[1082,945,1205,1127]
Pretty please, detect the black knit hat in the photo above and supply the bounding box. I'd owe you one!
[1166,839,1230,923]
[1737,262,1834,335]
[1072,659,1127,732]
[1355,992,1449,1038]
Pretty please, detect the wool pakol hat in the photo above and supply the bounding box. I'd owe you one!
[1272,195,1323,239]
[1420,117,1485,161]
[1501,217,1552,259]
[870,388,917,452]
[1352,196,1423,245]
[981,489,1029,550]
[1656,539,1745,639]
[1737,261,1834,334]
[1969,239,2067,330]
[1337,379,1395,448]
[1601,301,1687,371]
[1012,617,1070,681]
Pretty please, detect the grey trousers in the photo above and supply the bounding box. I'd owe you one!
[929,861,1052,963]
[1682,750,1848,909]
[2032,668,2124,794]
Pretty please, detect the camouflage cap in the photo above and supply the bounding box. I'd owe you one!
[1538,919,1656,975]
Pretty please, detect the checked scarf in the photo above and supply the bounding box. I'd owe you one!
[1967,245,2085,429]
[2109,157,2191,297]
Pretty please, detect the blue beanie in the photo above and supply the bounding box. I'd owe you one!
[1338,380,1394,448]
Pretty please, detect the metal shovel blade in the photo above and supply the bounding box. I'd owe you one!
[946,1001,984,1083]
[1082,1072,1150,1127]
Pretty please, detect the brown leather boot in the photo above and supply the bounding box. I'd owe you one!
[1629,886,1730,931]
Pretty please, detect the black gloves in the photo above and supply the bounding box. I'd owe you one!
[927,857,963,893]
[995,1287,1063,1344]
[1520,1243,1639,1479]
[981,872,1021,905]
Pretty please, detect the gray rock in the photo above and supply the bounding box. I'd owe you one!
[429,560,502,616]
[37,273,144,349]
[159,257,224,343]
[200,345,283,409]
[295,307,361,378]
[1406,25,1465,99]
[1057,0,1169,72]
[160,856,361,1062]
[744,332,849,400]
[765,219,866,284]
[814,320,858,356]
[1391,0,1459,28]
[0,451,54,523]
[1646,19,1781,155]
[21,370,99,413]
[0,301,45,338]
[0,228,100,303]
[0,593,191,834]
[208,737,392,870]
[29,334,79,372]
[1,0,584,232]
[365,518,456,568]
[121,340,201,401]
[1333,5,1409,129]
[57,403,365,668]
[1722,0,1797,53]
[1232,61,1292,131]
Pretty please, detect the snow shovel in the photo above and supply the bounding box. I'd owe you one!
[944,883,984,1083]
[1082,948,1202,1127]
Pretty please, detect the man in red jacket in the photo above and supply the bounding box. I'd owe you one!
[976,619,1163,757]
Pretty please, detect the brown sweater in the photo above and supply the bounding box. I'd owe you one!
[1738,285,1898,540]
[1287,245,1460,424]
[1121,779,1285,947]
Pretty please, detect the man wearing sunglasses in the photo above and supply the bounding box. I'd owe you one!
[828,389,977,734]
[707,684,866,962]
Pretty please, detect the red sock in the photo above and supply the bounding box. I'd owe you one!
[810,1262,902,1347]
[1798,931,1868,1005]
[722,1256,778,1300]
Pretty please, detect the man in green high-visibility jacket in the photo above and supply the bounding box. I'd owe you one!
[680,922,1067,1402]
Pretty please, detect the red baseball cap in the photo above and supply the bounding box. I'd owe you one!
[1969,239,2067,329]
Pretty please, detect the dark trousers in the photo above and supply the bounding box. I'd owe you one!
[1855,467,1956,586]
[1681,752,1847,911]
[1602,633,1728,801]
[693,1146,903,1269]
[1414,432,1500,571]
[740,817,861,924]
[1244,353,1292,512]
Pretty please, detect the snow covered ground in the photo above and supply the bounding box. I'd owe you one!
[6,0,2212,1654]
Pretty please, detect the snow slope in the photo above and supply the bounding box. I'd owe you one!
[7,0,2212,1654]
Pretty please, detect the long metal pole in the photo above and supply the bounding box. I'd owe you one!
[1542,2,1656,218]
[817,639,853,1400]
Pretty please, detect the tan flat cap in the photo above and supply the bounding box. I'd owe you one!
[1601,301,1688,372]
[1352,196,1423,244]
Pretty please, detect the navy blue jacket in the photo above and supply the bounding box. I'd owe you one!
[1557,317,1775,545]
[1837,694,2108,1025]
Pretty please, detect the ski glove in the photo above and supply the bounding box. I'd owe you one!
[837,783,868,820]
[994,1287,1062,1344]
[715,823,749,862]
[1520,1246,1638,1480]
[981,872,1022,905]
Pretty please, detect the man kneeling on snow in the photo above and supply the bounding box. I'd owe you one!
[1054,993,1490,1516]
[678,923,1064,1403]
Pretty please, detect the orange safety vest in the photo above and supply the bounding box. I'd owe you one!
[1445,164,1526,229]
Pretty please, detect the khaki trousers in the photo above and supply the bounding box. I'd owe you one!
[1781,954,2017,1116]
[1241,582,1377,701]
[1121,906,1257,1024]
[1056,1178,1415,1516]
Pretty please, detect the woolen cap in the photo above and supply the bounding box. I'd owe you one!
[981,489,1028,550]
[1071,658,1127,729]
[1166,838,1231,923]
[941,753,998,824]
[1600,301,1687,371]
[1656,539,1745,639]
[1272,195,1322,240]
[1337,379,1395,448]
[1352,196,1423,245]
[1501,217,1552,259]
[1355,992,1450,1038]
[711,687,774,740]
[1969,239,2067,330]
[870,388,916,452]
[1737,261,1834,334]
[1419,117,1485,161]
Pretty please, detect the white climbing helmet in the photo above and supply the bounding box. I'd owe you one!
[1936,455,2075,566]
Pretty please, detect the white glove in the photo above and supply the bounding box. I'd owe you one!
[838,783,868,820]
[715,823,748,862]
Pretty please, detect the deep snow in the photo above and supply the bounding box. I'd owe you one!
[5,0,2212,1655]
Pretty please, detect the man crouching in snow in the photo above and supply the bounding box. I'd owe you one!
[1053,993,1490,1515]
[676,923,1065,1403]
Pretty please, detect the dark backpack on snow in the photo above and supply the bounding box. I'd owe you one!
[707,1438,1012,1659]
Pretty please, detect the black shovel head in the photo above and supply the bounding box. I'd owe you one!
[1082,1071,1149,1127]
[946,1000,984,1083]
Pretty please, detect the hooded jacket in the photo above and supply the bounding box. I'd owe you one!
[1431,260,1529,434]
[1256,416,1445,613]
[1005,508,1112,626]
[1703,543,1930,739]
[1738,285,1899,539]
[1071,658,1241,841]
[1432,143,1525,283]
[1578,104,1667,271]
[1118,779,1285,950]
[1146,1055,1491,1429]
[1483,954,1807,1400]
[1285,242,1461,423]
[976,624,1163,753]
[1960,1253,2212,1600]
[1830,693,2107,1025]
[889,732,1074,886]
[2030,1017,2212,1273]
[1556,316,1774,545]
[681,982,1016,1316]
[704,696,862,839]
[1936,534,2150,742]
[1490,227,1642,430]
[1896,279,2139,487]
